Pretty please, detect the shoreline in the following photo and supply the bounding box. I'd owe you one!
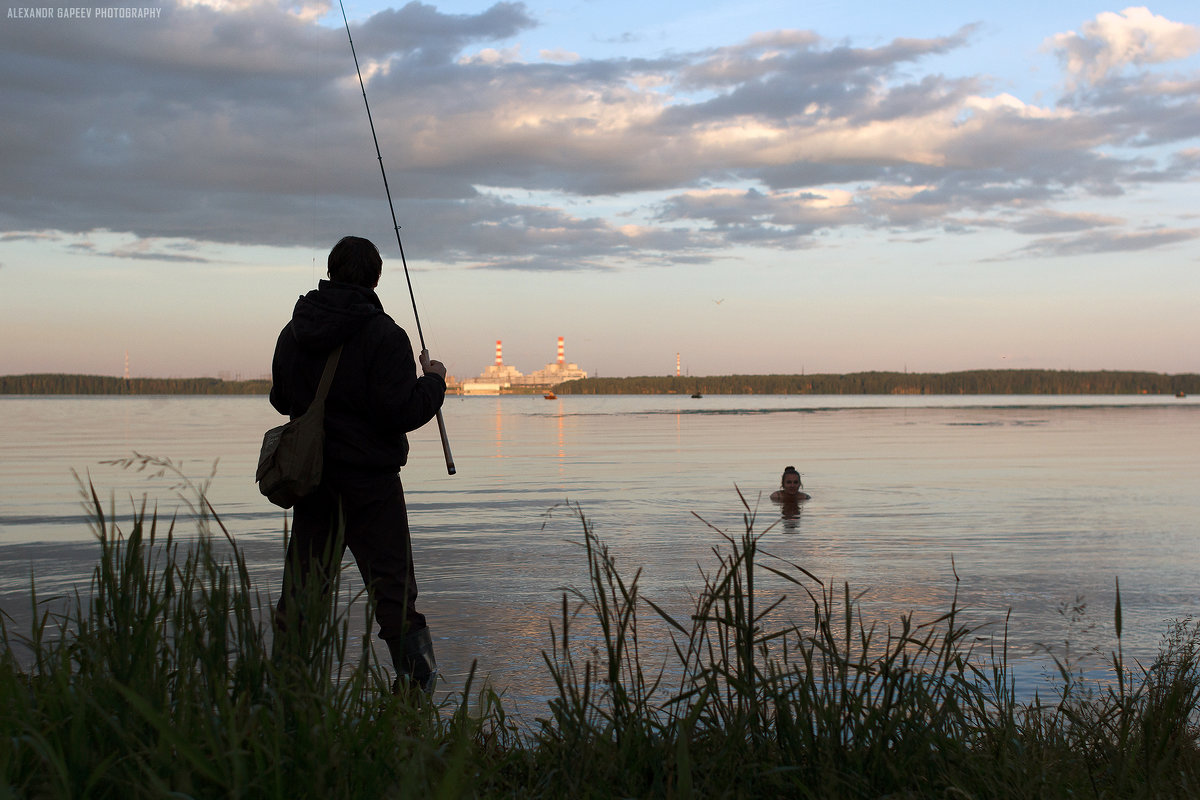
[2,368,1197,396]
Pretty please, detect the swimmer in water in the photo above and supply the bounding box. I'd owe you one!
[770,465,811,502]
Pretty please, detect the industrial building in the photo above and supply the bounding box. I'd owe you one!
[459,337,587,395]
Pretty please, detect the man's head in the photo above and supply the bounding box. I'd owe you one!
[328,236,383,288]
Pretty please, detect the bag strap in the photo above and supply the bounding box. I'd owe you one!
[313,344,343,403]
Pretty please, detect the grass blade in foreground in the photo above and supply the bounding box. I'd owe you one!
[1,471,1197,797]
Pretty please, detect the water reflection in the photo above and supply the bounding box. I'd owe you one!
[491,397,504,458]
[555,402,565,468]
[2,395,1198,718]
[775,499,805,532]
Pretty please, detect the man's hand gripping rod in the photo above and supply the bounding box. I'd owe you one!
[340,0,455,475]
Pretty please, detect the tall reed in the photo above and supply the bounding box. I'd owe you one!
[527,492,1200,798]
[0,459,510,798]
[1,467,1197,797]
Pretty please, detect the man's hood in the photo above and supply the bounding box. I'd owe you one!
[289,280,384,351]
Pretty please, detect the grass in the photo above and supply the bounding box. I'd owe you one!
[2,467,1198,798]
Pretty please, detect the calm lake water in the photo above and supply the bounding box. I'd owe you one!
[2,394,1198,718]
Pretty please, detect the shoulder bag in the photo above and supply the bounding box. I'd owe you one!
[256,345,343,509]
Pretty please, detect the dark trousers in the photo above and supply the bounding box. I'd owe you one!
[276,472,426,643]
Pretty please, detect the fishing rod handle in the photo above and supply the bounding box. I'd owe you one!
[420,347,455,474]
[436,408,455,475]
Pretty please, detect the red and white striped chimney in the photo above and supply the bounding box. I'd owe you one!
[495,340,503,366]
[557,336,564,366]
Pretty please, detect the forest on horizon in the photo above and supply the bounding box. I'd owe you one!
[2,369,1197,396]
[557,370,1198,396]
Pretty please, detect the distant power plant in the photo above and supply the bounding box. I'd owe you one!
[458,337,587,395]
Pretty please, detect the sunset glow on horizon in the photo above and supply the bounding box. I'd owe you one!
[1,1,1197,379]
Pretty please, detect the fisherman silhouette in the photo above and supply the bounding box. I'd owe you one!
[269,236,447,695]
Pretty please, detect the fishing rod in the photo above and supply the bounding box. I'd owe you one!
[338,0,455,475]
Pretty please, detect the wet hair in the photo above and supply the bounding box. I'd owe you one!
[780,465,803,489]
[327,236,382,288]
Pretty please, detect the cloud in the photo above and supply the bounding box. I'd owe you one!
[179,0,331,22]
[458,45,524,64]
[1009,210,1123,235]
[1046,6,1200,88]
[538,48,580,64]
[0,231,63,243]
[59,232,213,262]
[655,187,860,246]
[997,227,1200,259]
[0,2,1198,269]
[106,239,212,263]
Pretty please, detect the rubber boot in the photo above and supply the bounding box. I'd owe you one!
[385,627,437,695]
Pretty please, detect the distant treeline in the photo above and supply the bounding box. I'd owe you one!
[0,374,271,395]
[4,369,1198,396]
[555,370,1200,396]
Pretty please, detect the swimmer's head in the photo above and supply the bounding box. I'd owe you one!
[780,465,803,491]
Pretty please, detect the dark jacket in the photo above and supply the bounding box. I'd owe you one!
[269,280,446,475]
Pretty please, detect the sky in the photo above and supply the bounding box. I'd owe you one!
[0,0,1197,379]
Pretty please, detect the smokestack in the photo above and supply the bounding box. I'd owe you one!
[495,340,503,366]
[676,352,680,377]
[557,336,564,366]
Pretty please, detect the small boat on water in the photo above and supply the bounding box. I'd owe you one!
[544,391,557,400]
